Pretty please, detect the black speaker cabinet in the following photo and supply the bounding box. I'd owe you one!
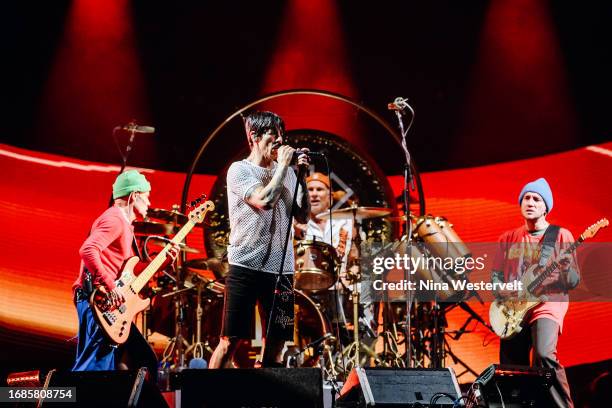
[175,368,323,408]
[44,368,168,408]
[337,367,462,407]
[468,364,556,408]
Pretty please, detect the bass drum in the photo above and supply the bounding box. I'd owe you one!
[293,289,333,367]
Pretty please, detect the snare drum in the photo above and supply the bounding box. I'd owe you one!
[294,240,338,291]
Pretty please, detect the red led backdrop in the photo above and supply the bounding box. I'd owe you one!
[1,142,611,382]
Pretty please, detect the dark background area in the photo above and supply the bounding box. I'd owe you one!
[0,1,610,175]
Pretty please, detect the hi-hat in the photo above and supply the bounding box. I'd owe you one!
[316,206,392,221]
[149,238,200,254]
[147,208,189,225]
[133,221,179,235]
[185,257,228,280]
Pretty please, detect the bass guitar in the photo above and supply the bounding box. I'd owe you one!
[90,197,214,344]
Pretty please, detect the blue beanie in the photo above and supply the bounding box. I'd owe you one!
[518,177,553,212]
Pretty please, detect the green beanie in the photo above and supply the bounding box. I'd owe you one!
[112,170,151,199]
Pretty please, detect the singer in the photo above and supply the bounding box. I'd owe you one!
[209,111,311,368]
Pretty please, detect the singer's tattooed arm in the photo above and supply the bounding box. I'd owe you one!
[247,163,289,210]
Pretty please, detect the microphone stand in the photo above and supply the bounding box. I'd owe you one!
[108,122,138,206]
[261,164,306,366]
[390,99,415,368]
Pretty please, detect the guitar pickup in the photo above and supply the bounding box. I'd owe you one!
[102,311,116,325]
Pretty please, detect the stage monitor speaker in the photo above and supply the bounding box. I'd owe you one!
[337,367,462,407]
[175,368,323,408]
[468,364,556,408]
[44,368,168,408]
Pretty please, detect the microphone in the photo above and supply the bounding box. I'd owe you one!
[387,97,410,113]
[113,123,155,134]
[292,149,325,159]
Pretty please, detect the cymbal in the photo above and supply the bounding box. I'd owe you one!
[316,206,392,221]
[185,258,228,280]
[147,208,188,225]
[133,221,179,236]
[150,238,200,254]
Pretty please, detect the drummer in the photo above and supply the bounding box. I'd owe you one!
[294,172,354,277]
[295,172,379,344]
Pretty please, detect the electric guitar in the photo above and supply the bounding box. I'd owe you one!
[90,197,214,345]
[489,218,608,339]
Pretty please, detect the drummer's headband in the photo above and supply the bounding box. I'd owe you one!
[306,172,330,189]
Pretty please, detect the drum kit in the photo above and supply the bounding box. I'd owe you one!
[290,205,486,379]
[134,201,483,378]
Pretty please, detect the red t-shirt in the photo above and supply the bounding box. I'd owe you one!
[73,206,134,291]
[492,225,577,332]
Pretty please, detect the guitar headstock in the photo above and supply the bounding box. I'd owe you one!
[187,194,215,224]
[581,218,609,240]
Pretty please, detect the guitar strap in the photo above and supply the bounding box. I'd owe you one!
[132,235,143,260]
[539,224,560,267]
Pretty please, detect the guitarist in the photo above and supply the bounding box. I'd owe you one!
[71,170,179,375]
[491,177,580,408]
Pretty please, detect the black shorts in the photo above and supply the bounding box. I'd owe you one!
[221,265,294,340]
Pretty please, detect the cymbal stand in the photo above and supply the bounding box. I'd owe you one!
[381,324,405,368]
[342,271,361,371]
[160,291,191,368]
[343,210,362,370]
[160,264,192,370]
[184,279,214,360]
[339,213,383,372]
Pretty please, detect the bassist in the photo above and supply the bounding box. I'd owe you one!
[71,170,178,375]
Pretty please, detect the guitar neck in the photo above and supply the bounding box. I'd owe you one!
[130,220,196,294]
[527,237,583,293]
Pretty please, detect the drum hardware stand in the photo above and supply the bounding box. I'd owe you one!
[380,324,405,368]
[290,333,335,367]
[159,264,192,370]
[435,300,492,378]
[160,293,191,369]
[342,208,364,371]
[442,333,478,379]
[184,278,214,361]
[338,212,385,372]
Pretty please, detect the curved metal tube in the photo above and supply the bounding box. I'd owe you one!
[180,88,425,215]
